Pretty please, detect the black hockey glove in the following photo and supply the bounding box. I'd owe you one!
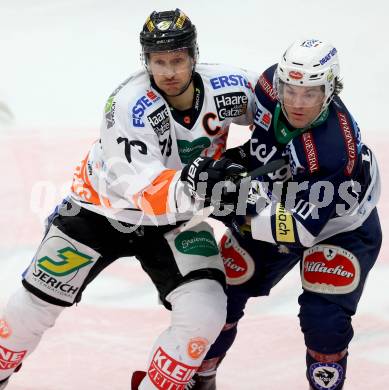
[222,140,250,168]
[180,156,246,206]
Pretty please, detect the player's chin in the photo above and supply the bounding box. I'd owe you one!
[162,85,186,97]
[288,116,310,129]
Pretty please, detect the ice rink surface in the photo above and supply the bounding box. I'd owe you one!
[0,1,388,389]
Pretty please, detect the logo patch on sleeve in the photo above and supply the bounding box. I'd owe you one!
[275,203,295,243]
[254,97,272,131]
[302,245,360,294]
[219,230,255,285]
[310,362,344,389]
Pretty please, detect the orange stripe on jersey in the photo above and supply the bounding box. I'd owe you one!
[71,153,111,207]
[212,132,228,160]
[133,169,176,216]
[213,143,224,160]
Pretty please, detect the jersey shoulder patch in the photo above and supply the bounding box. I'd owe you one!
[198,63,255,92]
[256,64,278,103]
[291,104,359,179]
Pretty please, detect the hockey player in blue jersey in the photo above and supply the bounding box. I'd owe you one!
[184,39,382,389]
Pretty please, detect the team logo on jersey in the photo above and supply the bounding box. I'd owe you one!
[131,90,160,128]
[0,345,27,370]
[177,137,211,164]
[187,337,209,360]
[0,320,11,339]
[148,347,198,389]
[175,231,219,257]
[147,105,170,137]
[309,362,343,390]
[213,92,248,120]
[253,97,272,131]
[302,245,360,294]
[219,230,255,285]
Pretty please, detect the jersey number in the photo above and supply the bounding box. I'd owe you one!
[159,134,172,157]
[117,137,147,163]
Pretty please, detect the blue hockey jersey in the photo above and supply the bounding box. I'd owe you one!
[247,65,380,248]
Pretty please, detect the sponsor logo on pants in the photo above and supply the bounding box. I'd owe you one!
[0,346,26,370]
[302,245,360,294]
[187,337,209,360]
[219,230,255,285]
[148,347,198,389]
[0,320,11,339]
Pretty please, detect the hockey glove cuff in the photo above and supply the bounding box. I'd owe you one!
[180,156,245,206]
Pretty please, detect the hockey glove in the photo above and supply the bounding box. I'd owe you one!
[222,140,250,168]
[244,179,271,216]
[180,156,245,206]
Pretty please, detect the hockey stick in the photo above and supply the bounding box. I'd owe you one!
[229,158,286,183]
[169,158,286,235]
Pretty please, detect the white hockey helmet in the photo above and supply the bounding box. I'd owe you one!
[275,39,340,114]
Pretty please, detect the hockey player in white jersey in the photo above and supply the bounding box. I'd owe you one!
[0,9,257,390]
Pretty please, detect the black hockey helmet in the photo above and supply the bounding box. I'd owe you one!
[140,9,198,60]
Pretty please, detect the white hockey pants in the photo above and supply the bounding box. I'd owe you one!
[139,279,226,390]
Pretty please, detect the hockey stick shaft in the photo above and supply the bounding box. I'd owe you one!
[232,158,286,184]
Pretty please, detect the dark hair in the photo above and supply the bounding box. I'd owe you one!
[334,78,344,95]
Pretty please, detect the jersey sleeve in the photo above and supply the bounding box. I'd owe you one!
[250,161,355,247]
[95,94,192,217]
[249,119,365,248]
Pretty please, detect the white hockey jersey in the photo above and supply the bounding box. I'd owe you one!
[71,64,257,225]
